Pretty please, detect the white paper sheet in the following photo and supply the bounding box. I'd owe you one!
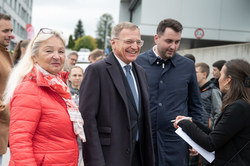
[175,127,215,163]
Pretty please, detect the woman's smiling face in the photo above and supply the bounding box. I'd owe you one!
[34,36,65,75]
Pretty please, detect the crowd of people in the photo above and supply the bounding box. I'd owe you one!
[0,12,250,166]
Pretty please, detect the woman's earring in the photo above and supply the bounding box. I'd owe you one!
[225,85,230,90]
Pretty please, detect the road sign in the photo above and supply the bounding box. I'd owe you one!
[194,28,205,39]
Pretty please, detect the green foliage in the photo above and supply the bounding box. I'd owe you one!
[67,35,75,49]
[74,19,85,40]
[96,13,114,49]
[96,38,103,49]
[74,35,97,51]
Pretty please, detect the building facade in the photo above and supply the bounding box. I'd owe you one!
[119,0,250,52]
[0,0,33,50]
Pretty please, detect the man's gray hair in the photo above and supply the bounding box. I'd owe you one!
[111,22,139,39]
[67,52,79,58]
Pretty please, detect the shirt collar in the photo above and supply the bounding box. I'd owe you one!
[113,53,133,69]
[152,45,162,59]
[149,45,176,67]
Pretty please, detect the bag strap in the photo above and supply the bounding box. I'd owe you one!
[224,140,250,166]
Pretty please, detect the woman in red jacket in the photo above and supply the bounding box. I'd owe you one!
[3,28,86,165]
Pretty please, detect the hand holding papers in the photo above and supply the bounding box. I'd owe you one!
[175,127,215,163]
[172,116,192,129]
[171,116,192,122]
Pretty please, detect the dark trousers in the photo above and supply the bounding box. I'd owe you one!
[189,155,209,166]
[189,155,199,166]
[132,142,141,166]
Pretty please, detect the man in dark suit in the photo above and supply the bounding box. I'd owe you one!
[79,22,154,166]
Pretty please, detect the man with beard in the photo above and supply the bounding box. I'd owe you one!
[136,18,202,166]
[0,13,13,166]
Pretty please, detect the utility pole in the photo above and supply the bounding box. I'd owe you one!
[104,20,110,50]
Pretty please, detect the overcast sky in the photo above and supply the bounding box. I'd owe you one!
[32,0,120,40]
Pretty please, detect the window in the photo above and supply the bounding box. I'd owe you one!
[14,0,17,11]
[7,0,11,5]
[18,4,21,15]
[12,19,16,33]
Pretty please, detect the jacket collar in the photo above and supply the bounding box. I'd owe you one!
[200,81,216,92]
[147,47,177,67]
[0,44,13,67]
[0,44,8,52]
[23,66,69,87]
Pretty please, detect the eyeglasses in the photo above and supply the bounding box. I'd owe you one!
[36,28,63,38]
[31,28,63,47]
[114,38,144,47]
[39,28,53,34]
[34,28,53,39]
[40,28,63,34]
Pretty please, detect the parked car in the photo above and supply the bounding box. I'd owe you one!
[76,48,91,71]
[76,63,90,71]
[77,48,91,63]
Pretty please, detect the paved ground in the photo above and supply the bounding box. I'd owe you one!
[2,148,84,166]
[2,148,10,166]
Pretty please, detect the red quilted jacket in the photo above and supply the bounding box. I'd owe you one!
[9,67,79,165]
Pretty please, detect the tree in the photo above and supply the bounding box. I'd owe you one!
[96,13,114,49]
[74,35,97,51]
[74,19,85,40]
[67,35,75,49]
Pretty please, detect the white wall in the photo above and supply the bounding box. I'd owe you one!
[125,0,250,42]
[178,42,250,78]
[119,1,130,22]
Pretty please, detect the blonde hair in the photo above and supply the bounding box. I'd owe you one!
[88,49,105,62]
[3,29,66,104]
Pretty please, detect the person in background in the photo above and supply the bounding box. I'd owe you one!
[184,54,196,63]
[136,18,202,166]
[68,66,84,101]
[80,22,154,166]
[3,28,85,165]
[210,60,226,88]
[88,48,105,63]
[68,66,84,166]
[0,13,13,166]
[174,59,250,166]
[195,63,221,128]
[192,62,222,166]
[64,52,79,72]
[12,39,30,65]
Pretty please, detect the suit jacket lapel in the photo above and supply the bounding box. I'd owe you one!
[105,53,129,111]
[133,62,148,112]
